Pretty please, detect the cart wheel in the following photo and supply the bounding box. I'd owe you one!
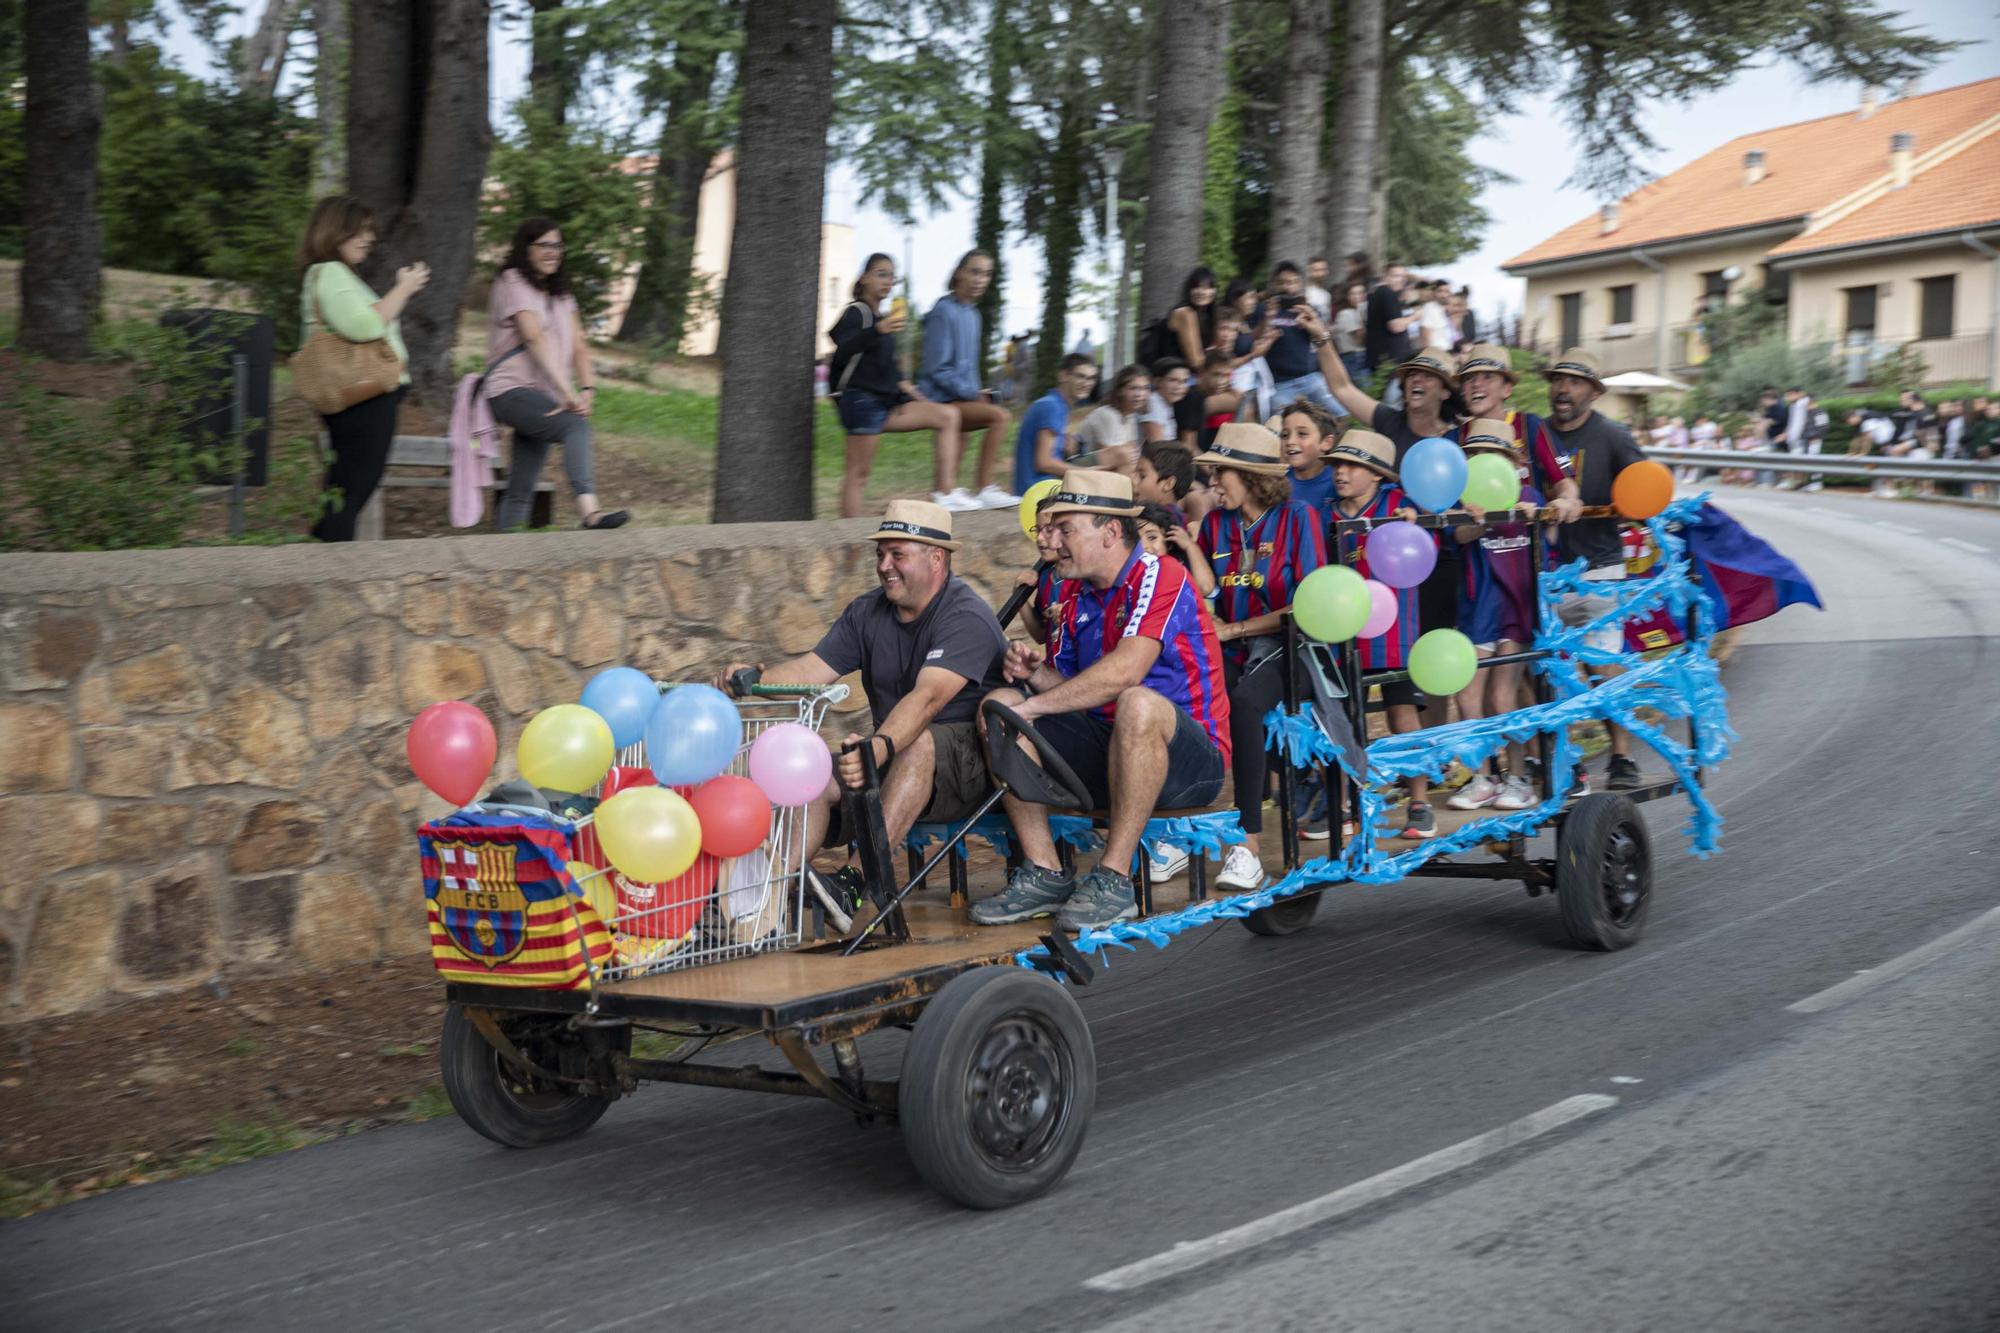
[439,1004,626,1148]
[1555,794,1652,951]
[900,967,1095,1209]
[1240,889,1321,937]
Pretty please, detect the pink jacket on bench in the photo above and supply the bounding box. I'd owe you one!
[447,373,503,528]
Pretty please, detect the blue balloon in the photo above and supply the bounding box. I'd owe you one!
[644,684,743,786]
[579,667,661,750]
[1400,436,1469,513]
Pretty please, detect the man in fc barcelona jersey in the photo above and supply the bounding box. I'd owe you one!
[971,470,1230,931]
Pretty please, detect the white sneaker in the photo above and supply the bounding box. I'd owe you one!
[1493,773,1538,810]
[1804,481,1823,492]
[975,484,1022,510]
[1217,844,1266,891]
[933,488,982,513]
[1447,774,1500,810]
[1146,840,1188,880]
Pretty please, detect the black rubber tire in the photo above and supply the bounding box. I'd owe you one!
[439,1004,625,1148]
[1555,794,1653,951]
[1240,889,1322,937]
[899,967,1096,1209]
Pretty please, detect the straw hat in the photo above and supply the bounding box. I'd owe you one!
[1325,429,1399,482]
[1041,469,1142,517]
[868,498,961,551]
[1538,347,1606,390]
[1459,418,1518,457]
[1456,343,1517,384]
[1393,350,1459,390]
[1193,422,1290,475]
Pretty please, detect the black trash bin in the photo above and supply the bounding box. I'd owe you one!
[159,308,275,487]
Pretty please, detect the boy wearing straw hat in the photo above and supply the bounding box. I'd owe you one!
[721,499,1007,864]
[971,470,1230,931]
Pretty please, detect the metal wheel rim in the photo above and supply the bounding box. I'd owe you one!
[489,1017,584,1112]
[1599,823,1650,927]
[963,1011,1074,1173]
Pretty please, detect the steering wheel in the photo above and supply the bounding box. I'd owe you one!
[980,697,1094,811]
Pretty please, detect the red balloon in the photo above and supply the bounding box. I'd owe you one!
[406,701,496,807]
[688,774,773,858]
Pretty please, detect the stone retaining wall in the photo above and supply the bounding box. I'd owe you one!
[0,513,1034,1020]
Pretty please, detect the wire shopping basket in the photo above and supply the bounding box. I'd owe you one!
[572,681,848,983]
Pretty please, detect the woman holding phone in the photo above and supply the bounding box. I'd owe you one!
[829,253,962,518]
[917,249,1017,510]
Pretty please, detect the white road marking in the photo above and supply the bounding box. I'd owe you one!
[1938,537,1991,554]
[1807,507,1844,517]
[1609,1075,1644,1085]
[1873,520,1922,534]
[1787,906,2000,1015]
[1081,1094,1618,1293]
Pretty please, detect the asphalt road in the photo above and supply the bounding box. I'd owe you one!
[5,486,1997,1333]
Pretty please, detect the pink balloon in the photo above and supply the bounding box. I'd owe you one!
[406,701,496,807]
[1365,520,1437,589]
[1359,579,1399,639]
[747,723,833,807]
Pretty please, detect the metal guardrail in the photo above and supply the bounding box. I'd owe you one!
[1643,447,2000,487]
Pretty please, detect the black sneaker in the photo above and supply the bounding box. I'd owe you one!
[1523,756,1545,791]
[1606,755,1641,791]
[1401,801,1437,840]
[1057,866,1139,931]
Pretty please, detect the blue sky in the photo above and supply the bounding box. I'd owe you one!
[178,1,1993,340]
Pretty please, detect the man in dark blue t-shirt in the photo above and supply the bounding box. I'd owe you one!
[1261,261,1347,418]
[1013,353,1099,495]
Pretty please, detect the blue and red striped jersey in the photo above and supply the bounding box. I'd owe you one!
[1048,548,1232,763]
[1198,499,1329,669]
[1333,485,1423,671]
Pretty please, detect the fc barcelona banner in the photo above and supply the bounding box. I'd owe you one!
[419,811,613,990]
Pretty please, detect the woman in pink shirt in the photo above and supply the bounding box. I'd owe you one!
[485,217,627,530]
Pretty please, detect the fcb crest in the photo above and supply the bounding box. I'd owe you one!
[433,840,531,967]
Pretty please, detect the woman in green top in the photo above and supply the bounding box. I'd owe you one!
[295,196,430,541]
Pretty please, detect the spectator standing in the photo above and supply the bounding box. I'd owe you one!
[1332,280,1369,383]
[1305,257,1335,321]
[1417,281,1454,353]
[484,217,628,532]
[1364,260,1416,373]
[829,252,963,519]
[1449,288,1476,346]
[1261,261,1347,416]
[1072,363,1151,470]
[1012,353,1099,496]
[295,195,426,542]
[1686,415,1719,483]
[1756,388,1788,488]
[1166,266,1221,368]
[918,249,1018,510]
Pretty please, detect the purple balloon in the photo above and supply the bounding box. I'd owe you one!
[1366,520,1437,589]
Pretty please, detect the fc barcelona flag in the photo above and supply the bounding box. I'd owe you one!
[1623,503,1821,651]
[419,811,613,990]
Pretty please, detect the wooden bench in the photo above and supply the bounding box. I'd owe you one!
[331,434,555,541]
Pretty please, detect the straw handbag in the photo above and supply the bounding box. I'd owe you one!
[291,266,403,414]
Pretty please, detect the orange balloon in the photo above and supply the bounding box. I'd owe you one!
[1612,459,1674,520]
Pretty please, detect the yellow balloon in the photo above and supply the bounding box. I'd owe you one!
[517,704,615,794]
[1019,478,1060,537]
[595,787,702,885]
[565,860,616,923]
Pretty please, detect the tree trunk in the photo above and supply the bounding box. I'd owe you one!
[972,0,1013,378]
[312,0,349,194]
[1269,0,1328,267]
[17,0,101,360]
[712,0,834,524]
[526,0,572,128]
[616,19,727,348]
[1138,0,1228,327]
[1366,55,1392,264]
[347,0,492,404]
[1033,96,1085,394]
[1327,0,1381,264]
[242,0,303,96]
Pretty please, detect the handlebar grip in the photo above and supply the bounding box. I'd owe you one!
[727,666,763,699]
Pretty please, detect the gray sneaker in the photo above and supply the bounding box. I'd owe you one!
[1058,866,1139,931]
[969,862,1076,925]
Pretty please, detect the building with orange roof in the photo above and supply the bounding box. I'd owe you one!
[1503,77,2000,388]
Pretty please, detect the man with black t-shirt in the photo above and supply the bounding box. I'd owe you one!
[1542,348,1645,792]
[1364,261,1415,372]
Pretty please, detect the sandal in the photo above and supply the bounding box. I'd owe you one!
[581,509,630,530]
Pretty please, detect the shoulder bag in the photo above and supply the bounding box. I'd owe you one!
[291,264,405,415]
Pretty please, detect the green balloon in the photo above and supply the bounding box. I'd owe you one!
[1292,565,1372,642]
[1462,452,1522,513]
[1408,629,1478,696]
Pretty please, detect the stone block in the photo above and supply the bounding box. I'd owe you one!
[224,874,299,963]
[307,746,391,804]
[401,581,452,636]
[174,682,310,789]
[296,586,368,640]
[566,602,624,668]
[398,641,488,714]
[110,644,209,715]
[502,596,566,656]
[115,854,220,989]
[228,799,323,874]
[100,801,195,865]
[302,621,401,739]
[483,642,537,715]
[449,582,510,638]
[0,701,74,792]
[525,652,581,709]
[295,869,384,966]
[626,628,723,682]
[81,725,182,798]
[356,580,400,616]
[251,584,312,620]
[75,672,121,725]
[22,871,122,1017]
[16,611,101,689]
[192,798,245,845]
[183,603,273,668]
[0,795,102,908]
[346,798,417,896]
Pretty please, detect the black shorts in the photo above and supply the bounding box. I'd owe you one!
[1378,678,1428,712]
[1031,701,1225,811]
[824,720,992,846]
